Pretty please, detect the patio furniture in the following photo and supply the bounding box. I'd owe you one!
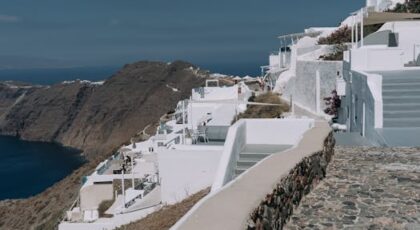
[197,125,209,143]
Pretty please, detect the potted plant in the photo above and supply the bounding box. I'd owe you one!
[185,129,193,145]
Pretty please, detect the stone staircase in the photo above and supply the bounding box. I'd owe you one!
[382,73,420,128]
[234,144,291,177]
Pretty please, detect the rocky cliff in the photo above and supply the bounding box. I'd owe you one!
[0,60,207,160]
[0,60,208,230]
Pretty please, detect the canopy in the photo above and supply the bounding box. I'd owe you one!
[364,11,420,25]
[278,31,321,40]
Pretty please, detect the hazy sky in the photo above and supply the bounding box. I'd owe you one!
[0,0,364,74]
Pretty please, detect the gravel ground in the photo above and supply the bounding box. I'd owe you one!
[285,146,420,230]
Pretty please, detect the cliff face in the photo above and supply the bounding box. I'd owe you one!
[0,60,208,230]
[0,60,207,160]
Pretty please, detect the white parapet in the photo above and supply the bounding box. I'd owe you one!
[211,118,315,191]
[350,47,405,71]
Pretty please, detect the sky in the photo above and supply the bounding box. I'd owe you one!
[0,0,365,75]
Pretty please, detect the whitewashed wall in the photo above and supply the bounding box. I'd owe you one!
[246,119,314,145]
[158,149,222,204]
[340,64,386,146]
[212,119,314,191]
[211,120,247,190]
[282,60,343,114]
[192,86,238,101]
[350,47,405,71]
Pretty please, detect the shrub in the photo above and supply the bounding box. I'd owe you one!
[233,92,289,122]
[318,26,352,45]
[319,44,348,61]
[390,0,420,13]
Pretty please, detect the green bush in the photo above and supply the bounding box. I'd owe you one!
[233,92,289,123]
[318,26,352,45]
[390,0,420,13]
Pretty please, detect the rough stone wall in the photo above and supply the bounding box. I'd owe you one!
[247,132,335,230]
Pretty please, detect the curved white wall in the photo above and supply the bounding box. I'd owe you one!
[211,118,314,191]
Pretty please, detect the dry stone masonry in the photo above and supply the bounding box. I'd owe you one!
[247,132,335,229]
[285,146,420,230]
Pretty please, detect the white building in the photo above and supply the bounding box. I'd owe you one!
[59,79,254,230]
[264,1,420,146]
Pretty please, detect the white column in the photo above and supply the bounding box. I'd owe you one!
[355,16,359,47]
[121,167,125,212]
[360,9,364,47]
[131,154,135,189]
[316,70,321,114]
[182,100,185,144]
[362,102,366,137]
[283,38,287,67]
[189,99,193,130]
[351,15,355,48]
[290,94,294,116]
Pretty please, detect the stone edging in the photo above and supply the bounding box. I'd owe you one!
[247,132,335,229]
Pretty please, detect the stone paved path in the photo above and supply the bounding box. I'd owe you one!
[285,146,420,230]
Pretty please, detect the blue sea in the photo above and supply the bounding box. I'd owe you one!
[0,67,120,200]
[0,136,84,200]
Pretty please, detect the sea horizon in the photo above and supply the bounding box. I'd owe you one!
[0,62,262,86]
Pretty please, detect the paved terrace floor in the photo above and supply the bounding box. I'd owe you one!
[285,146,420,230]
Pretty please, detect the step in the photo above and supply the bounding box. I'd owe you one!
[384,110,420,119]
[384,118,420,128]
[383,96,420,104]
[383,82,420,90]
[383,89,420,97]
[383,78,420,84]
[235,165,249,176]
[239,152,270,160]
[236,158,260,168]
[384,103,420,111]
[376,127,420,147]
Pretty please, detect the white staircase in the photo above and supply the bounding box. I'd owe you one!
[382,73,420,128]
[378,70,420,147]
[234,145,291,177]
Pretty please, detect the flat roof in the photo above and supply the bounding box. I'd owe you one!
[364,11,420,25]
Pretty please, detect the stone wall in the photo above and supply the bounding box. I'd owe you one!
[247,132,335,230]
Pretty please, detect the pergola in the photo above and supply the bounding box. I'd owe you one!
[350,8,420,48]
[364,11,420,25]
[277,31,322,48]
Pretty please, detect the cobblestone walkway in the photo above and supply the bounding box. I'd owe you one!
[285,146,420,230]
